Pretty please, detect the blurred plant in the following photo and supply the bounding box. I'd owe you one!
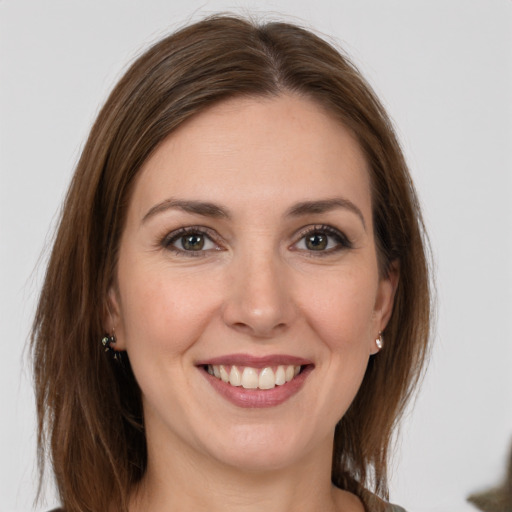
[468,441,512,512]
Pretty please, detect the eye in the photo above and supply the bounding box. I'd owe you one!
[293,225,352,254]
[162,227,220,256]
[178,233,210,251]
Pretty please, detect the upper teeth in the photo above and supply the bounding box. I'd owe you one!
[207,364,301,390]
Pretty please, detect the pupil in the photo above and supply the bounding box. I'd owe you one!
[306,233,327,250]
[182,234,204,251]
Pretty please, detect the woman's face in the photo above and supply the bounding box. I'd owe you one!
[110,94,397,473]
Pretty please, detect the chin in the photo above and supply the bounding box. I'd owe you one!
[200,422,317,473]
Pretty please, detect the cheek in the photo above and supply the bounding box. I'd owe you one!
[297,270,378,424]
[298,268,378,351]
[117,264,221,357]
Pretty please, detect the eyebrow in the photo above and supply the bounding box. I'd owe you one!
[142,198,231,223]
[286,198,366,230]
[142,196,366,230]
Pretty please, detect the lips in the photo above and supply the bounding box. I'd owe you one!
[196,354,313,408]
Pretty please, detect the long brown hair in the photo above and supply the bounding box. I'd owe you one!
[31,14,431,512]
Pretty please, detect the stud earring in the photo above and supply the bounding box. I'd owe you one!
[376,332,384,350]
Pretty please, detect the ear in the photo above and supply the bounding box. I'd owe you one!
[102,285,126,350]
[370,260,399,354]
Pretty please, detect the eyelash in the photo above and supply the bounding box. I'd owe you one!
[160,224,353,257]
[161,226,221,258]
[293,225,353,255]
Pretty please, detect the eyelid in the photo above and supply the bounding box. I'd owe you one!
[161,226,224,256]
[290,224,353,253]
[159,223,352,257]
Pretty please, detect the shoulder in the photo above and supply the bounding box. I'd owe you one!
[359,488,407,512]
[333,487,406,512]
[374,501,407,512]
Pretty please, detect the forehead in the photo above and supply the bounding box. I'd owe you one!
[130,94,371,221]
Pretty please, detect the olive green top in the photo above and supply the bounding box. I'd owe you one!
[49,502,407,511]
[48,488,407,512]
[49,507,406,511]
[359,487,407,512]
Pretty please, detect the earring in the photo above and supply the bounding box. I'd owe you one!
[376,332,384,350]
[101,333,116,352]
[101,333,121,362]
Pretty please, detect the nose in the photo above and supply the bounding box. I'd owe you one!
[221,248,296,339]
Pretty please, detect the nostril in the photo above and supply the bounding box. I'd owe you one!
[231,322,252,333]
[230,321,287,338]
[221,291,294,338]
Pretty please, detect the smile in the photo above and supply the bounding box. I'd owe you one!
[206,364,301,390]
[197,355,313,408]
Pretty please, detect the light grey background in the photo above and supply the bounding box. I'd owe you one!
[1,1,511,511]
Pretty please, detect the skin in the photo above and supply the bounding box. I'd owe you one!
[108,94,398,512]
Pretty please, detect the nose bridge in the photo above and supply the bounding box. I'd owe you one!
[222,241,293,337]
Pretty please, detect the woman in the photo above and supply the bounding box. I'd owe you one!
[32,14,431,512]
